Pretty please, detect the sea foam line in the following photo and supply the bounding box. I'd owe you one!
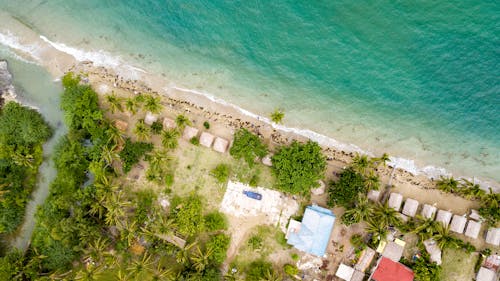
[0,31,41,64]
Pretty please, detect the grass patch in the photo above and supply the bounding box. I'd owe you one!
[441,248,478,281]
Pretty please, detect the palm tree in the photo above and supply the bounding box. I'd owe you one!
[107,123,125,147]
[352,153,371,175]
[115,269,129,281]
[459,178,485,199]
[11,150,34,168]
[74,264,104,281]
[89,160,108,185]
[127,253,154,279]
[190,246,213,272]
[436,176,459,193]
[84,237,110,262]
[364,171,380,190]
[176,242,197,265]
[0,182,11,201]
[101,144,120,169]
[412,215,439,241]
[175,114,191,129]
[270,108,285,124]
[104,190,129,227]
[432,223,459,250]
[144,95,162,114]
[161,129,180,149]
[125,97,139,115]
[344,195,372,223]
[366,218,388,244]
[376,153,390,167]
[120,219,137,246]
[150,263,174,281]
[106,93,123,113]
[262,269,282,281]
[134,120,150,141]
[374,203,401,227]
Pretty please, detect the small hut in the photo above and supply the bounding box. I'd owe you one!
[449,215,467,234]
[388,193,403,211]
[262,154,273,166]
[182,126,199,140]
[402,198,419,217]
[435,210,453,227]
[213,137,229,153]
[423,239,442,265]
[114,119,128,131]
[469,209,483,221]
[381,240,405,262]
[311,180,326,196]
[144,112,158,125]
[476,267,497,281]
[335,263,354,281]
[421,204,437,219]
[485,228,500,246]
[163,117,176,129]
[355,247,376,272]
[367,190,381,202]
[464,220,481,239]
[199,132,215,148]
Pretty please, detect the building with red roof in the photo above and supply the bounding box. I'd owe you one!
[371,257,414,281]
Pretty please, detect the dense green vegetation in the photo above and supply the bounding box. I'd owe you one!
[327,168,366,208]
[0,102,52,234]
[271,140,326,194]
[229,128,267,167]
[120,138,153,173]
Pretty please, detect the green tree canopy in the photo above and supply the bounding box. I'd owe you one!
[171,195,205,237]
[327,168,366,207]
[229,128,267,167]
[271,140,326,194]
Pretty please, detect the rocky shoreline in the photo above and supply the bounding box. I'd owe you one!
[0,59,17,107]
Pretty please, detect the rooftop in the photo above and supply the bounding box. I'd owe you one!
[485,228,500,246]
[372,257,414,281]
[335,263,354,281]
[402,198,419,217]
[421,204,437,219]
[449,215,467,234]
[464,220,481,239]
[388,193,403,211]
[436,210,452,227]
[476,267,497,281]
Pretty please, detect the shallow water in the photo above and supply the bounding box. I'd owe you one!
[0,1,498,184]
[0,46,66,251]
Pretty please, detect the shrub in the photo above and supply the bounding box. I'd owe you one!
[327,168,366,207]
[150,120,163,134]
[284,264,299,276]
[165,173,174,187]
[119,138,153,173]
[230,129,267,167]
[245,260,274,281]
[171,195,205,236]
[291,253,299,261]
[271,140,326,194]
[247,235,263,250]
[270,108,284,124]
[211,164,230,183]
[190,136,199,145]
[204,211,228,231]
[203,121,210,129]
[206,234,230,264]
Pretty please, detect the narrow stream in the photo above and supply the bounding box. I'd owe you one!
[1,49,66,251]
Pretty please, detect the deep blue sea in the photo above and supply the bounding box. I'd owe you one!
[0,1,498,183]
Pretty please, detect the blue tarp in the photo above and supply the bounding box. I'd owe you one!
[287,205,335,257]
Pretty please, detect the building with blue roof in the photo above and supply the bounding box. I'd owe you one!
[286,205,336,257]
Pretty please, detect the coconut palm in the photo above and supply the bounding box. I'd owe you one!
[115,269,129,281]
[366,218,388,244]
[11,150,34,168]
[412,215,439,241]
[101,144,120,168]
[376,153,390,167]
[134,120,150,141]
[150,263,174,281]
[89,160,108,185]
[106,93,123,113]
[432,223,459,250]
[125,97,139,115]
[74,264,104,281]
[175,114,191,129]
[270,108,285,124]
[0,182,11,201]
[176,242,197,265]
[352,153,371,175]
[161,129,180,149]
[144,95,162,114]
[262,269,282,281]
[84,237,110,262]
[127,253,154,279]
[107,123,125,147]
[374,203,401,227]
[190,246,213,272]
[344,195,373,223]
[459,178,485,199]
[120,219,138,246]
[436,176,459,193]
[364,171,380,190]
[104,190,129,227]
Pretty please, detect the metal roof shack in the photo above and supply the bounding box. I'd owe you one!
[182,126,199,140]
[388,193,403,211]
[464,220,481,239]
[485,228,500,246]
[371,257,414,281]
[476,267,497,281]
[162,117,176,129]
[199,132,215,148]
[402,198,419,217]
[421,204,437,219]
[144,112,158,125]
[435,210,452,227]
[449,215,467,234]
[286,205,335,257]
[335,263,354,281]
[213,137,229,153]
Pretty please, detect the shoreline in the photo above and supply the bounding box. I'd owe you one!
[0,14,497,192]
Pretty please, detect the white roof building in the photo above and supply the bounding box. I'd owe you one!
[213,137,229,153]
[421,204,437,219]
[449,215,467,234]
[199,132,215,148]
[435,210,453,227]
[367,190,381,202]
[464,220,481,239]
[402,198,419,217]
[335,263,355,281]
[144,112,158,125]
[182,126,199,140]
[476,267,497,281]
[388,193,403,211]
[423,239,442,265]
[485,228,500,246]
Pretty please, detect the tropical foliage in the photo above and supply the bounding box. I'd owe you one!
[119,138,153,173]
[327,168,366,207]
[270,108,284,124]
[271,140,326,194]
[229,128,267,167]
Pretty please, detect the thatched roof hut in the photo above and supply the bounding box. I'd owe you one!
[388,193,403,211]
[402,198,419,217]
[435,210,452,227]
[464,220,481,239]
[144,112,158,125]
[449,215,467,234]
[485,228,500,246]
[213,137,229,153]
[182,126,199,140]
[421,204,437,219]
[367,190,381,202]
[162,117,176,129]
[199,132,215,148]
[114,119,128,131]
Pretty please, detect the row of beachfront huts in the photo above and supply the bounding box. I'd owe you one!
[367,190,500,246]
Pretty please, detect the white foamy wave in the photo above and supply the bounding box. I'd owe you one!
[0,31,41,63]
[168,86,499,192]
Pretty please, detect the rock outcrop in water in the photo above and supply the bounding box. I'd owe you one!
[0,59,17,107]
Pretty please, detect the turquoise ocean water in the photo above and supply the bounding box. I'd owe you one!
[0,1,498,184]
